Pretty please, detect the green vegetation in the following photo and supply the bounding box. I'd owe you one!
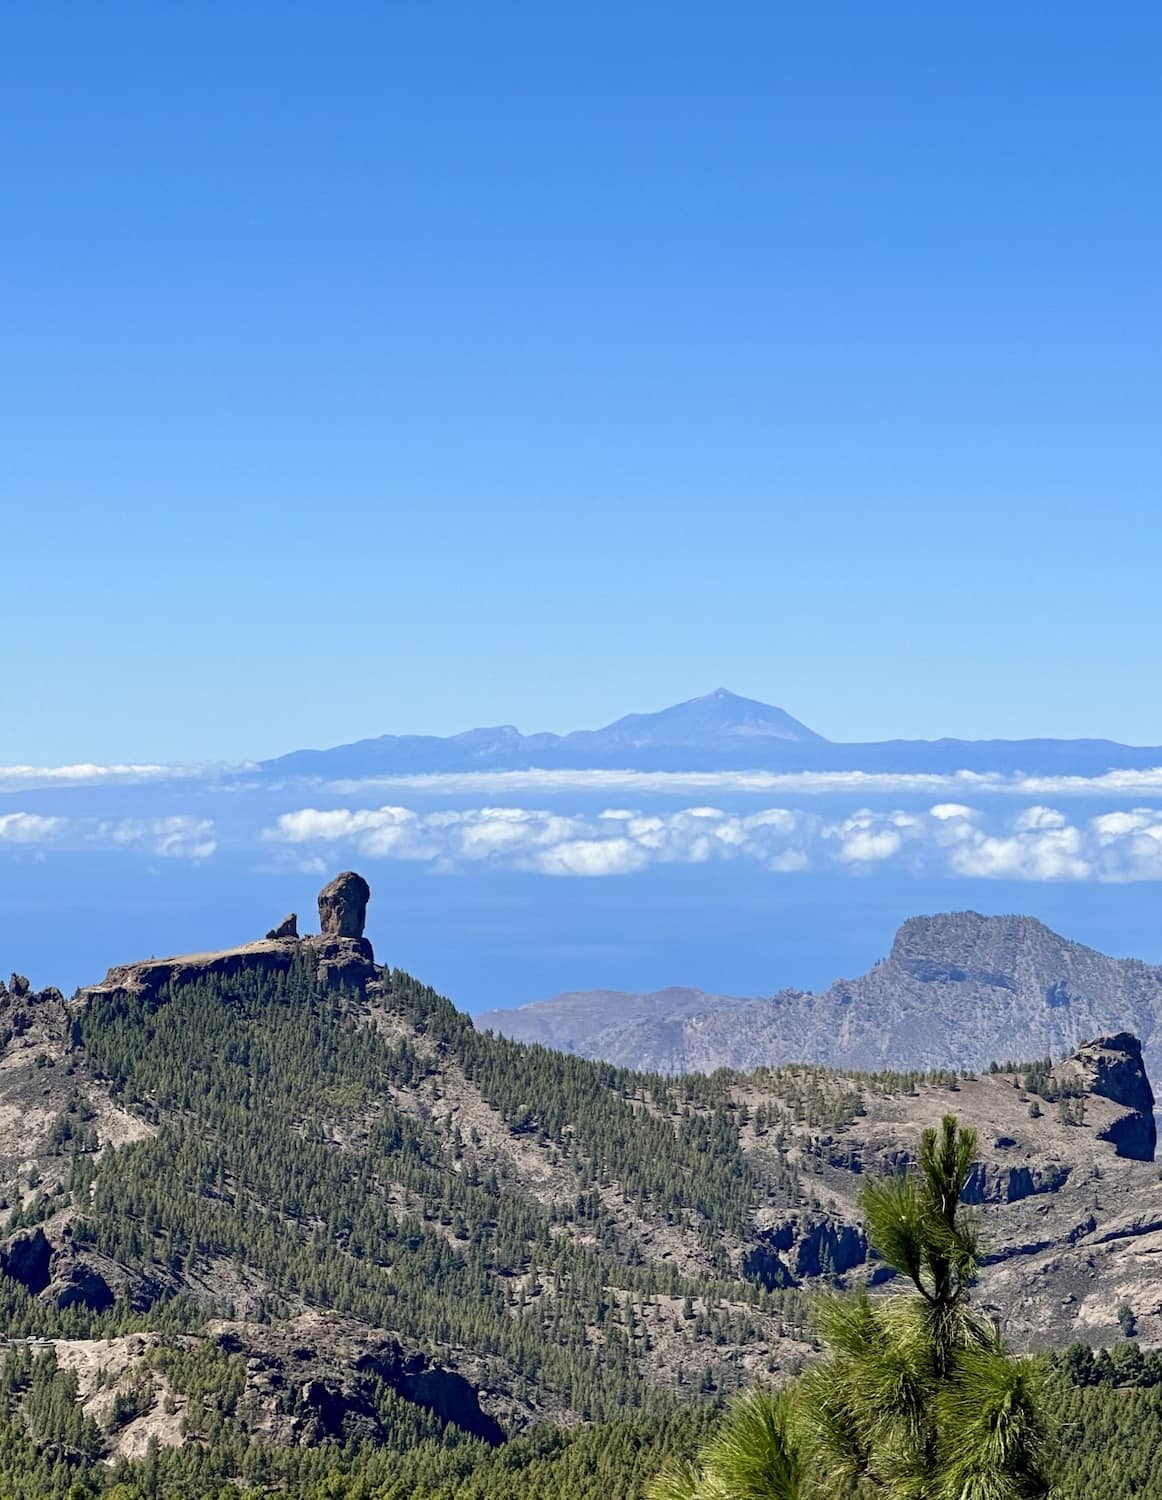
[648,1117,1051,1498]
[0,959,1149,1497]
[0,1348,1158,1500]
[58,958,810,1417]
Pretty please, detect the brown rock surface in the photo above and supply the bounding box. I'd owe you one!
[1051,1031,1157,1159]
[318,871,370,939]
[81,874,377,1004]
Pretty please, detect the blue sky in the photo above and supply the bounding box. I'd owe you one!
[4,4,1161,764]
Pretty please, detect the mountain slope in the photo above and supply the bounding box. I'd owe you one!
[0,875,1159,1486]
[481,912,1162,1080]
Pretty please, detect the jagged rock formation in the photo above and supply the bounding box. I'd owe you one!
[481,912,1162,1079]
[745,1212,869,1288]
[1052,1032,1157,1160]
[317,871,370,939]
[82,873,377,1001]
[35,1314,509,1463]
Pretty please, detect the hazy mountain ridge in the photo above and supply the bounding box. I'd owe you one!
[480,912,1162,1081]
[261,689,1162,778]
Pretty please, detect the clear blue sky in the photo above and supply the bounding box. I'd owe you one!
[4,4,1160,763]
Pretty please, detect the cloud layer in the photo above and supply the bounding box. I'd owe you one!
[266,802,1162,882]
[319,766,1162,800]
[0,764,194,792]
[0,814,217,859]
[6,790,1162,881]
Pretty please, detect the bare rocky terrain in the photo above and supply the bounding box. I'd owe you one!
[481,910,1162,1080]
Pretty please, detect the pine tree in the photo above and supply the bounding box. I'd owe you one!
[648,1115,1052,1499]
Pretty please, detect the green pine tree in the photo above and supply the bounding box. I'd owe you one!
[648,1115,1052,1499]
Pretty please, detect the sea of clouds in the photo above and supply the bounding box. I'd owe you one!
[263,800,1162,882]
[4,764,1162,882]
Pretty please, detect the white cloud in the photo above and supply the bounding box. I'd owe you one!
[319,765,1162,801]
[0,813,68,844]
[94,816,218,859]
[1012,805,1068,832]
[945,804,1091,881]
[1088,808,1162,881]
[267,802,814,875]
[0,813,217,859]
[7,760,1162,805]
[536,838,649,877]
[0,763,218,792]
[836,828,904,863]
[824,809,927,866]
[261,798,1162,883]
[929,803,978,821]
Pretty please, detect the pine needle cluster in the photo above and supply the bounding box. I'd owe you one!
[649,1115,1053,1500]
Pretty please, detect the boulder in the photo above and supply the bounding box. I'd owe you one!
[317,873,370,940]
[266,914,299,941]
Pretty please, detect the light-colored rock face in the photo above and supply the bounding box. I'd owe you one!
[483,912,1162,1080]
[739,1045,1162,1353]
[317,871,370,939]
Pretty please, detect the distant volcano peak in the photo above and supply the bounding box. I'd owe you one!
[587,690,827,746]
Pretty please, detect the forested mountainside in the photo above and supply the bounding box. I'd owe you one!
[482,910,1162,1079]
[0,873,1159,1497]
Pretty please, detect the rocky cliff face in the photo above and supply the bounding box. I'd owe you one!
[1051,1032,1157,1160]
[483,912,1162,1079]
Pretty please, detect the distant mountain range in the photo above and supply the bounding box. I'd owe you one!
[478,911,1162,1081]
[264,689,1162,778]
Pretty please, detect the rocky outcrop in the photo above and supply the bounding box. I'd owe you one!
[87,943,307,1004]
[0,1228,52,1293]
[213,1317,507,1448]
[82,874,377,1004]
[359,1348,504,1445]
[0,1228,124,1312]
[318,872,370,939]
[744,1212,867,1288]
[49,1261,115,1312]
[1051,1032,1157,1160]
[960,1160,1071,1203]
